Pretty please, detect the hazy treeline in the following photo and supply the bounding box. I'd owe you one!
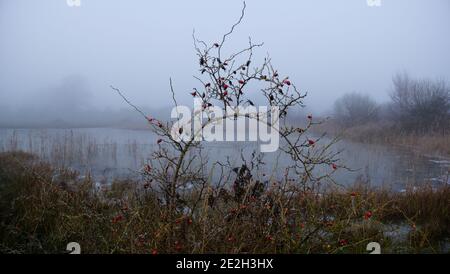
[1,73,448,132]
[333,73,450,134]
[0,76,171,129]
[0,75,309,129]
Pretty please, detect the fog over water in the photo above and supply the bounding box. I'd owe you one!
[0,0,450,127]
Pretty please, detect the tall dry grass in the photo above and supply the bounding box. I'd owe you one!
[0,151,448,254]
[313,120,450,158]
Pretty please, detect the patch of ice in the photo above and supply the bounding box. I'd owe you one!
[429,159,450,166]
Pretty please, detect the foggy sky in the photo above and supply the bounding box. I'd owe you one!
[1,0,449,119]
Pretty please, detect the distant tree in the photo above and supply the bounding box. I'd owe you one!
[333,92,378,127]
[390,72,450,132]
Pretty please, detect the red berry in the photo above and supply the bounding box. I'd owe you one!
[223,91,228,96]
[283,79,291,86]
[190,91,196,97]
[331,163,337,170]
[151,249,158,255]
[111,214,124,224]
[364,211,373,220]
[238,80,245,85]
[308,139,315,145]
[157,139,162,144]
[223,84,229,89]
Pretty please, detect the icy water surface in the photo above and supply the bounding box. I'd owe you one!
[0,128,448,190]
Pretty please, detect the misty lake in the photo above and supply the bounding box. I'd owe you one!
[0,127,449,191]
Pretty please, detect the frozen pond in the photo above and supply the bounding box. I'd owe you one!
[0,128,449,190]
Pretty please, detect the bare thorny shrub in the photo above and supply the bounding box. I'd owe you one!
[110,3,352,252]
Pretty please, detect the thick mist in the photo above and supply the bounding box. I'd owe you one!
[1,0,449,127]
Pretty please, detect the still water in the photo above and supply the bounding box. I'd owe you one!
[0,128,448,190]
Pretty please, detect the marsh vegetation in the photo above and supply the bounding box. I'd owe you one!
[0,2,449,255]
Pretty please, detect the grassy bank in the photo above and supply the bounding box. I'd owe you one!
[314,120,450,158]
[0,151,449,254]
